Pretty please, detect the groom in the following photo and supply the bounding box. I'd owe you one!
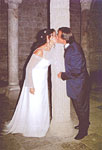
[57,27,90,140]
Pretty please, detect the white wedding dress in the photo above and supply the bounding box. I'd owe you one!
[4,51,51,137]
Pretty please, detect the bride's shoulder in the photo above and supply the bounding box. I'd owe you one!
[33,49,43,57]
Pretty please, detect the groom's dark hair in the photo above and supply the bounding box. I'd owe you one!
[58,27,71,34]
[58,27,75,44]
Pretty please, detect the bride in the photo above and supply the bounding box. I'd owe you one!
[3,29,55,137]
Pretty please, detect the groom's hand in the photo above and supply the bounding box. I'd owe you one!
[57,72,62,79]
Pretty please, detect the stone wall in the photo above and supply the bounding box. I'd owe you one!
[0,0,48,83]
[70,0,81,44]
[88,0,102,71]
[88,0,102,87]
[18,0,48,82]
[0,0,8,82]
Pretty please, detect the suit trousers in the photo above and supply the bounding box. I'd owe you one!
[71,88,90,133]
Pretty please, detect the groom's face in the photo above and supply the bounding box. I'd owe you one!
[57,30,66,45]
[57,30,62,39]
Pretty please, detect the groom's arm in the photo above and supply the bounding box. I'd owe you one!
[61,49,83,81]
[61,72,69,80]
[57,71,71,80]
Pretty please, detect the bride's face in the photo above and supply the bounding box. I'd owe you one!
[52,31,56,37]
[50,35,57,46]
[46,35,56,51]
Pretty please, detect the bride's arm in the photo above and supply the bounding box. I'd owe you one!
[25,53,42,94]
[34,49,43,57]
[29,50,43,94]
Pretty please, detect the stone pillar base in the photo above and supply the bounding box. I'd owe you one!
[6,85,20,100]
[47,119,75,137]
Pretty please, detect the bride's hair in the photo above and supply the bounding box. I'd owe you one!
[35,29,52,49]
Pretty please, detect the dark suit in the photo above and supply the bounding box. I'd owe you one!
[61,41,90,133]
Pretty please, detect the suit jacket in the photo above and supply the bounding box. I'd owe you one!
[61,41,90,100]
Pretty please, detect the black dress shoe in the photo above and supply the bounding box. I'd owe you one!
[74,132,88,140]
[74,125,79,129]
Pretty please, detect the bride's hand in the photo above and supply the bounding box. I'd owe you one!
[30,88,35,94]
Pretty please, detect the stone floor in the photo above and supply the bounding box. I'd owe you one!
[0,83,102,150]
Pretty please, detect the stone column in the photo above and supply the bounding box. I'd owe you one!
[48,0,75,137]
[5,0,22,100]
[80,0,92,74]
[50,0,70,30]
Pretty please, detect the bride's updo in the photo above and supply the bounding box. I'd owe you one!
[35,29,52,48]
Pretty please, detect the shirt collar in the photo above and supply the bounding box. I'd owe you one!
[64,43,70,49]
